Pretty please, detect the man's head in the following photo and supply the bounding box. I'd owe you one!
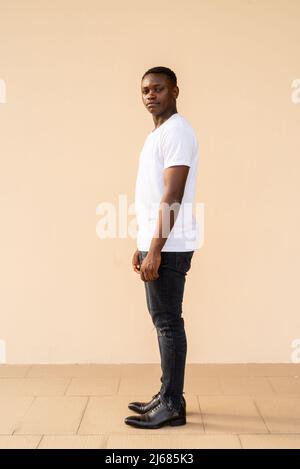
[141,66,179,116]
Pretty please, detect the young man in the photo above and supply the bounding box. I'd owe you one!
[124,66,200,429]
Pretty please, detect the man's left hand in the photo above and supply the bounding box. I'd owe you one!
[140,251,161,282]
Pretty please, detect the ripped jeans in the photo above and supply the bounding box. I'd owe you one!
[138,250,194,412]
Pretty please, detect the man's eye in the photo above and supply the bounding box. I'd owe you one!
[142,88,162,94]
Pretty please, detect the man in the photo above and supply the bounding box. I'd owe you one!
[124,66,200,429]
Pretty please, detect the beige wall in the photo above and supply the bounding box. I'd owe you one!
[0,0,299,363]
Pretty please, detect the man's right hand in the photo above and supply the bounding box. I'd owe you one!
[132,249,141,274]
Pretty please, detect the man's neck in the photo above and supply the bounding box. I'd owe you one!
[152,108,178,130]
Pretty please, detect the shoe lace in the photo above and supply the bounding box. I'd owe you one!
[148,401,163,415]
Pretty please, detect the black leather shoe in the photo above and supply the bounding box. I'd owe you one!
[124,400,186,429]
[128,392,161,414]
[128,393,186,414]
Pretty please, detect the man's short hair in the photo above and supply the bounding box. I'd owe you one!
[141,66,177,87]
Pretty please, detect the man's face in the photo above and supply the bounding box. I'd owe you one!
[141,73,179,116]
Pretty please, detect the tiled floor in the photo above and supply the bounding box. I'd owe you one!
[0,364,300,449]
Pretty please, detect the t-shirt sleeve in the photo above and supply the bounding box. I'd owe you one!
[161,125,195,169]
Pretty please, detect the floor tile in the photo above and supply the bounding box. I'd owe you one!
[14,396,88,435]
[186,364,300,377]
[186,364,255,378]
[0,378,70,396]
[184,376,222,395]
[255,396,300,433]
[199,395,268,433]
[220,377,275,395]
[107,433,241,449]
[238,364,300,377]
[38,435,106,449]
[0,435,41,449]
[268,377,300,395]
[0,365,32,378]
[118,376,161,396]
[120,364,161,379]
[27,364,121,379]
[0,397,34,434]
[240,434,300,449]
[66,377,119,396]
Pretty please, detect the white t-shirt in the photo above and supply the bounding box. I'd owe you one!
[134,112,200,252]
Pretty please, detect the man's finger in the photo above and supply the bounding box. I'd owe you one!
[143,267,151,282]
[140,271,146,282]
[143,270,149,282]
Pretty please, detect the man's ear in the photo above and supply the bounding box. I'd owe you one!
[174,85,179,99]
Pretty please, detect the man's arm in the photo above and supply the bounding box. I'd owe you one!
[150,165,190,253]
[140,165,190,282]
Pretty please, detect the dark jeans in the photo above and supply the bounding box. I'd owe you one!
[138,250,194,412]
